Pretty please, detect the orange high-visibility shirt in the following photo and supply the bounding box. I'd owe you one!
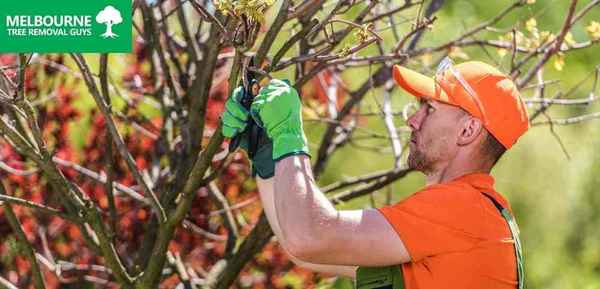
[377,173,519,289]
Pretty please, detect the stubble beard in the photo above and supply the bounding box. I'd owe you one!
[408,146,432,173]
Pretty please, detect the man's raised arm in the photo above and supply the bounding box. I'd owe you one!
[271,155,410,267]
[220,82,358,277]
[248,79,410,267]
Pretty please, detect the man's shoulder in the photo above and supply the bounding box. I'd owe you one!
[410,180,482,203]
[383,185,481,222]
[402,183,515,224]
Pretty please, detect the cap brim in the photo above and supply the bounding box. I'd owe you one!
[392,65,449,102]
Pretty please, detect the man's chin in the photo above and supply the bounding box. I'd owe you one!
[407,151,427,172]
[407,153,418,170]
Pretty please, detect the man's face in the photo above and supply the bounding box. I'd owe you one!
[407,99,465,173]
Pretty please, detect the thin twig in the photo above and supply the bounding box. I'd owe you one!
[100,54,118,237]
[189,0,227,37]
[207,181,239,257]
[0,194,79,223]
[1,181,47,289]
[52,157,147,203]
[182,219,227,241]
[330,167,412,205]
[532,111,600,126]
[516,0,579,88]
[382,87,403,168]
[0,276,18,289]
[364,1,425,23]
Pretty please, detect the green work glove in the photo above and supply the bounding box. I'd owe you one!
[221,87,275,178]
[239,129,275,179]
[250,79,309,161]
[221,87,249,138]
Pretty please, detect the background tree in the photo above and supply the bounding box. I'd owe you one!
[0,0,599,288]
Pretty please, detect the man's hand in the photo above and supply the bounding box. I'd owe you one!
[250,79,309,161]
[221,87,248,138]
[221,86,275,178]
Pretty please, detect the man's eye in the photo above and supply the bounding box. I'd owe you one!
[426,105,435,114]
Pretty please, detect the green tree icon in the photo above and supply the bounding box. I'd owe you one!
[96,6,122,38]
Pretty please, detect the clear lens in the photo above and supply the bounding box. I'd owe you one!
[434,57,488,123]
[402,101,419,121]
[436,57,453,77]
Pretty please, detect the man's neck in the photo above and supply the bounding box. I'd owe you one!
[424,157,492,186]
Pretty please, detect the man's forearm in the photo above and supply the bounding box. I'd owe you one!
[273,155,338,255]
[256,177,292,247]
[256,177,356,278]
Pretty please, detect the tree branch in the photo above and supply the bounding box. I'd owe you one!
[516,0,579,88]
[330,167,412,205]
[207,181,239,258]
[1,181,47,289]
[100,53,118,236]
[255,0,291,65]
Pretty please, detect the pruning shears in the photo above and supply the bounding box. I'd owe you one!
[228,57,261,157]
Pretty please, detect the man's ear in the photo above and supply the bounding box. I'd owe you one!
[457,116,484,146]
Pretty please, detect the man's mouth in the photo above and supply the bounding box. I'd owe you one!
[410,134,417,144]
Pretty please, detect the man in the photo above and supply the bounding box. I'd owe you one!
[221,59,528,289]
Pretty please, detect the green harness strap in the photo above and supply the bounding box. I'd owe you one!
[355,265,404,289]
[481,192,525,289]
[355,192,524,289]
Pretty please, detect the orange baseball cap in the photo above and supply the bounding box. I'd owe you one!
[392,61,529,149]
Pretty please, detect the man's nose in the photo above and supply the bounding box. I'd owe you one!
[407,108,424,131]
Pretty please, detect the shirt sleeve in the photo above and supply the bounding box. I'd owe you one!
[377,185,484,262]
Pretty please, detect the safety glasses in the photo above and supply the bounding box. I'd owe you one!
[434,57,489,124]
